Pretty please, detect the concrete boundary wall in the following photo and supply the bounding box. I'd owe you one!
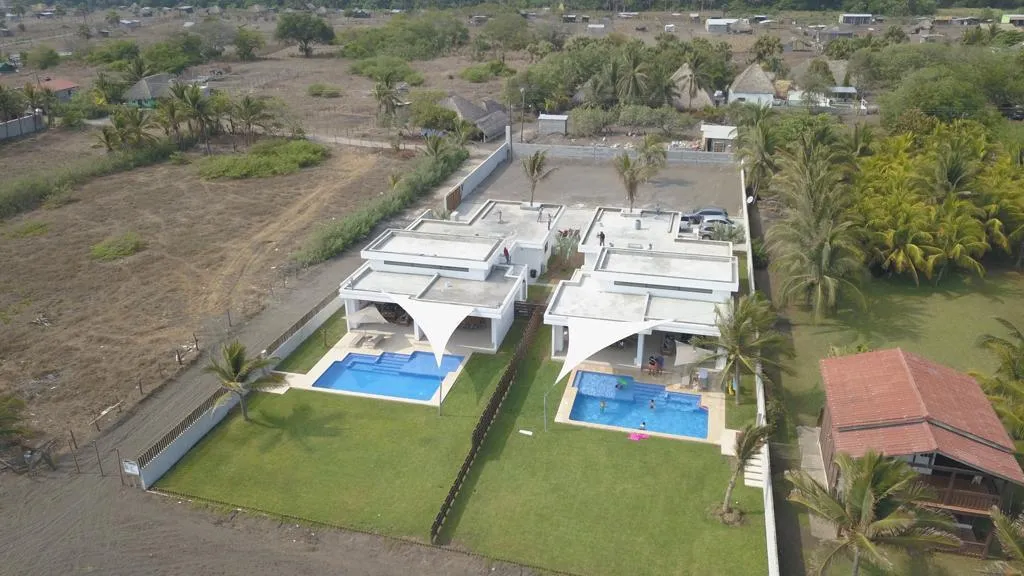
[461,142,510,200]
[0,114,44,141]
[136,293,344,489]
[511,142,735,165]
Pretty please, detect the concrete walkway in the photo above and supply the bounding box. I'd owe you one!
[797,426,836,540]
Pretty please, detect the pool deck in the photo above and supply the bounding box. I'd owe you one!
[555,363,727,447]
[273,324,495,407]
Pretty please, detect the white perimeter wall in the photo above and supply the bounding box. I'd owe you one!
[461,140,511,201]
[266,296,345,361]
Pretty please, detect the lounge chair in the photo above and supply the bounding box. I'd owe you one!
[362,334,382,349]
[349,333,367,347]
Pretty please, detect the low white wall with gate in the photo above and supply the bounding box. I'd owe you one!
[461,141,510,200]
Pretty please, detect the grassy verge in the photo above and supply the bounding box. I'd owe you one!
[296,146,468,266]
[0,138,179,220]
[199,140,329,180]
[158,322,524,539]
[2,220,48,238]
[441,329,767,576]
[274,309,347,374]
[526,283,554,304]
[726,374,757,430]
[307,83,342,98]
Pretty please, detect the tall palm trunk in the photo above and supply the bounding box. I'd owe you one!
[734,362,741,405]
[235,391,249,421]
[851,547,861,576]
[722,467,740,513]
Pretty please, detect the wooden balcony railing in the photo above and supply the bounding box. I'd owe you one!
[919,475,1001,514]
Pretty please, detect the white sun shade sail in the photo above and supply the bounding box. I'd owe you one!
[387,294,476,367]
[555,317,665,383]
[674,341,713,367]
[349,304,388,326]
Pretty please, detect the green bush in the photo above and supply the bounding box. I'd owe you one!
[617,106,695,136]
[307,83,342,98]
[569,108,618,137]
[0,139,178,221]
[336,13,469,61]
[459,60,516,83]
[91,232,145,261]
[296,146,469,265]
[350,56,424,85]
[85,40,141,65]
[199,140,329,180]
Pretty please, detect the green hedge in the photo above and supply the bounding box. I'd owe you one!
[296,146,468,265]
[350,55,424,85]
[199,140,330,180]
[0,139,179,221]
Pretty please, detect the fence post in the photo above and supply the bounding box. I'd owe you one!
[93,442,104,477]
[69,440,80,473]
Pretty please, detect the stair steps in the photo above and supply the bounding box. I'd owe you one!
[743,445,767,489]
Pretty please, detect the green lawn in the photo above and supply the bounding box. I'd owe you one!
[158,323,523,539]
[274,309,347,374]
[526,282,554,303]
[726,374,758,430]
[779,269,1024,435]
[441,328,768,576]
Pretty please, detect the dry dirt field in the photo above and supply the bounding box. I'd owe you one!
[0,130,414,439]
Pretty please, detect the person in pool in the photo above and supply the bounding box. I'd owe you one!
[600,400,607,412]
[639,421,646,431]
[649,398,655,410]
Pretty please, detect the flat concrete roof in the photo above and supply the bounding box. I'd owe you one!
[597,249,735,283]
[670,239,733,257]
[365,229,498,261]
[547,273,722,326]
[410,200,564,248]
[342,264,520,309]
[419,265,520,308]
[580,207,680,252]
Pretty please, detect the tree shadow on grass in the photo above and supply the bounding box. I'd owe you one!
[813,287,927,345]
[251,401,342,453]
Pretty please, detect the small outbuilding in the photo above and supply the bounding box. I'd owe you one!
[728,63,775,106]
[124,73,175,107]
[838,13,872,25]
[37,77,79,102]
[537,113,568,136]
[699,123,736,152]
[705,17,737,33]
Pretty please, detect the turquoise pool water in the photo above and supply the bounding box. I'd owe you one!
[312,351,464,401]
[569,371,709,439]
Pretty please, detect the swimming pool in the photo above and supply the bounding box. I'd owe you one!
[568,371,708,439]
[312,352,464,401]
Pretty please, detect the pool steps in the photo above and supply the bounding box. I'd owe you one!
[576,373,700,408]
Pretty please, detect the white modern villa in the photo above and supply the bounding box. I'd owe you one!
[338,199,565,353]
[547,207,739,374]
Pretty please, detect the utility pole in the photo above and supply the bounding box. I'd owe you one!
[519,87,525,143]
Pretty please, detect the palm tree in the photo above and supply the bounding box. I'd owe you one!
[92,71,126,106]
[722,424,771,517]
[371,71,400,128]
[734,102,776,129]
[232,94,274,146]
[422,134,447,159]
[111,106,157,148]
[845,123,875,158]
[978,318,1024,384]
[735,120,777,201]
[644,64,680,109]
[616,47,648,106]
[521,150,556,207]
[448,121,472,148]
[682,50,712,101]
[204,341,283,422]
[171,82,213,154]
[0,394,27,441]
[613,153,651,213]
[96,126,121,152]
[639,134,666,170]
[990,507,1024,575]
[155,98,185,144]
[931,198,988,283]
[121,57,154,85]
[869,199,941,286]
[697,293,793,403]
[708,222,746,243]
[786,451,959,576]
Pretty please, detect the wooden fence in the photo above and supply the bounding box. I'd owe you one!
[430,309,544,543]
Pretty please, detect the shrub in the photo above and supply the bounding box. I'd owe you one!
[459,60,516,83]
[85,39,140,65]
[350,56,424,85]
[618,105,695,136]
[0,140,178,221]
[91,232,145,261]
[169,152,190,165]
[198,139,329,180]
[751,238,769,269]
[307,83,342,98]
[3,220,48,238]
[569,108,618,137]
[296,146,469,265]
[336,13,469,61]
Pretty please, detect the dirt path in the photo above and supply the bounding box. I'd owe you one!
[0,151,527,576]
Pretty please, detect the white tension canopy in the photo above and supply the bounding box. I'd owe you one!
[555,317,665,383]
[348,304,389,326]
[387,294,476,367]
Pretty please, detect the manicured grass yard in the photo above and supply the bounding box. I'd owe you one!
[158,323,523,539]
[274,309,347,374]
[726,374,757,430]
[442,329,767,576]
[526,282,554,303]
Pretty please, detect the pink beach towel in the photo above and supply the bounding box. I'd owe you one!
[628,433,649,441]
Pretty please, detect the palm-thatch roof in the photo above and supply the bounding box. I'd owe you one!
[475,110,509,141]
[670,63,714,110]
[481,98,505,115]
[729,63,775,96]
[790,59,852,88]
[124,73,174,102]
[439,94,487,123]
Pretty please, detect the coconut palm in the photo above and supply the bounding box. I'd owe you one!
[111,106,157,148]
[869,199,941,286]
[708,222,746,243]
[639,134,667,169]
[171,82,213,153]
[232,94,274,146]
[91,71,126,106]
[721,423,771,517]
[989,507,1024,575]
[735,120,777,201]
[0,394,27,441]
[96,125,121,152]
[613,152,651,213]
[786,451,960,576]
[155,98,185,145]
[734,102,776,129]
[521,150,556,207]
[931,198,988,283]
[644,64,680,109]
[120,56,154,85]
[422,134,447,159]
[371,71,400,127]
[616,47,648,106]
[204,341,283,422]
[696,293,793,403]
[845,123,875,158]
[978,318,1024,384]
[682,50,712,100]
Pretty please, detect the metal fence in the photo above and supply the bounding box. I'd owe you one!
[511,142,735,165]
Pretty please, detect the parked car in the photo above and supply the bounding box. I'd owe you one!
[680,207,730,230]
[699,217,736,238]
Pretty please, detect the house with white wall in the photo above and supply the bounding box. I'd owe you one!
[729,63,776,106]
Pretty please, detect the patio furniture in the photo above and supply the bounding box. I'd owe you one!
[350,333,367,347]
[362,334,383,349]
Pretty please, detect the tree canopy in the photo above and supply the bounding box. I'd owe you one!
[275,12,334,57]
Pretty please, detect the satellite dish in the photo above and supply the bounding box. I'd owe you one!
[746,195,755,205]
